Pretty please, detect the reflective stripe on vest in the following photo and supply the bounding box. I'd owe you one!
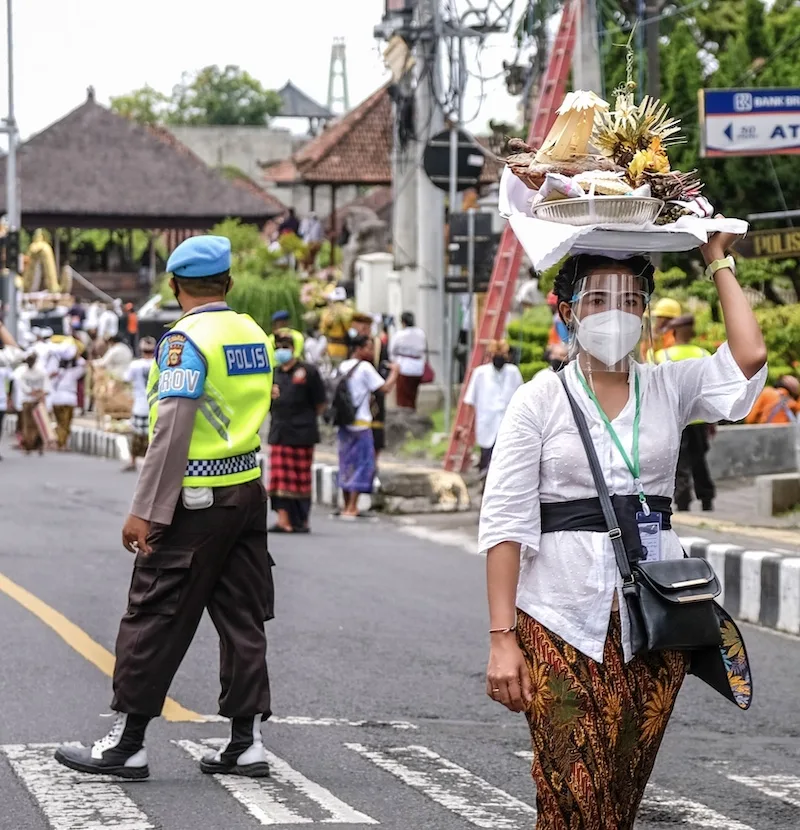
[148,309,274,487]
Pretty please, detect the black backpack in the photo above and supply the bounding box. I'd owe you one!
[325,361,362,427]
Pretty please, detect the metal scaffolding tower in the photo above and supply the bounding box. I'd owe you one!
[327,37,351,115]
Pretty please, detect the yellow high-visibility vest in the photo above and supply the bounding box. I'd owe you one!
[268,329,304,359]
[148,308,274,487]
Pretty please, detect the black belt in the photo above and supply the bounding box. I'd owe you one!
[541,495,672,534]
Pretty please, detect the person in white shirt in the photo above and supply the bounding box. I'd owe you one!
[13,353,50,454]
[50,344,87,450]
[0,318,24,370]
[0,364,11,460]
[462,339,523,474]
[298,212,324,244]
[388,312,427,410]
[94,335,133,380]
[336,335,399,519]
[97,303,120,341]
[123,337,156,471]
[304,323,329,369]
[480,241,767,828]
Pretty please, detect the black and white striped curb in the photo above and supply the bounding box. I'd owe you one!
[1,414,128,461]
[312,462,340,507]
[2,414,342,503]
[683,535,800,637]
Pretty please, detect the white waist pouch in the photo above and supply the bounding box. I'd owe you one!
[182,487,214,510]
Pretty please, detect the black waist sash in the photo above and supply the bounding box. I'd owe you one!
[541,495,672,534]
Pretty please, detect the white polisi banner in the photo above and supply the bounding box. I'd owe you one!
[700,88,800,157]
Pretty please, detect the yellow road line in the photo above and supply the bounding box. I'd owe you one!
[0,571,204,722]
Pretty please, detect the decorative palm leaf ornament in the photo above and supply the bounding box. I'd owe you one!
[505,31,709,226]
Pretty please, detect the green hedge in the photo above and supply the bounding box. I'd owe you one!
[519,361,550,381]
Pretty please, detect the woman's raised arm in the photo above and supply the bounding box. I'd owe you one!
[700,231,767,379]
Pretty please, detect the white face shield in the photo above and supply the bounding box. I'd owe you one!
[565,271,652,372]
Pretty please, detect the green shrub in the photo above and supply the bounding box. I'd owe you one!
[768,365,794,386]
[152,219,303,333]
[507,321,551,344]
[516,342,545,363]
[226,272,303,333]
[519,361,549,381]
[756,305,800,372]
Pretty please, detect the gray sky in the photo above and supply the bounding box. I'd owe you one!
[2,0,520,141]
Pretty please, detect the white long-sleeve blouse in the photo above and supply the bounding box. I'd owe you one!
[478,343,767,662]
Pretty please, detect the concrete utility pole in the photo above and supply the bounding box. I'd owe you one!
[574,0,602,92]
[3,0,19,338]
[414,0,446,389]
[390,78,417,273]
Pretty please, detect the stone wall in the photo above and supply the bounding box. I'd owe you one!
[169,125,294,182]
[709,423,798,480]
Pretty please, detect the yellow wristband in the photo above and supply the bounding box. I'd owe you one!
[704,256,736,281]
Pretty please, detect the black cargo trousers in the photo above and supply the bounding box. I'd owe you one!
[111,479,274,719]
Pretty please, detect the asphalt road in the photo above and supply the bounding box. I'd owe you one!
[0,452,798,830]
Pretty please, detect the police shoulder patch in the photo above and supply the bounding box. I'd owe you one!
[224,343,272,376]
[165,334,187,367]
[157,335,206,400]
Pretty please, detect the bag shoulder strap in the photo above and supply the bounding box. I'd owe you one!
[556,371,634,583]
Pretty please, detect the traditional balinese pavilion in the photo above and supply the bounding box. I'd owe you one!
[262,84,502,237]
[277,81,335,135]
[0,88,283,301]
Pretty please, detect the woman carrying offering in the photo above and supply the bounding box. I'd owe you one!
[480,233,766,829]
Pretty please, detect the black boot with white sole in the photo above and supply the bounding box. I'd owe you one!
[54,712,151,780]
[200,715,270,778]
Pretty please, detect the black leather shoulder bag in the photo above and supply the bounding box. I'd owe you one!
[557,372,722,655]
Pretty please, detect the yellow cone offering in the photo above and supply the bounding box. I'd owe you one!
[536,90,609,163]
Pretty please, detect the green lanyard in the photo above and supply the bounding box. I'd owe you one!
[576,369,650,514]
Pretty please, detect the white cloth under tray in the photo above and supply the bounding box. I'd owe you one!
[499,167,749,271]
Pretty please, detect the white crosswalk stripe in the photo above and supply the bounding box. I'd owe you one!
[1,737,793,829]
[175,739,377,825]
[514,750,756,830]
[0,743,154,830]
[346,743,536,828]
[712,761,800,809]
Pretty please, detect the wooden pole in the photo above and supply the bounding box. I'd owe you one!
[53,228,60,277]
[329,184,337,245]
[645,0,661,98]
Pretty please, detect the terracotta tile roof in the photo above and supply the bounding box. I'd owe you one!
[263,84,393,186]
[261,83,502,189]
[261,157,301,184]
[0,93,282,228]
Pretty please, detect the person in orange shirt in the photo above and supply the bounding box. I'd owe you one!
[745,375,800,424]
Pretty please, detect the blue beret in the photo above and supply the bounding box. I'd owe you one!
[167,235,231,278]
[271,310,290,323]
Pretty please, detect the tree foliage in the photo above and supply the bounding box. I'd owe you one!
[111,65,282,127]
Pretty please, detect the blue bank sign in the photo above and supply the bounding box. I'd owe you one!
[700,88,800,157]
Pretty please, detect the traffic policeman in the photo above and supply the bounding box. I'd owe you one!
[55,235,277,780]
[269,309,304,358]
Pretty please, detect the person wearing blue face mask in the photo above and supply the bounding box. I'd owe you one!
[267,330,328,533]
[268,310,304,359]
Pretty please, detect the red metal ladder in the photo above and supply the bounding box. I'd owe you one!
[442,0,579,473]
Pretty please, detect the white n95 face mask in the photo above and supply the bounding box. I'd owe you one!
[575,309,642,367]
